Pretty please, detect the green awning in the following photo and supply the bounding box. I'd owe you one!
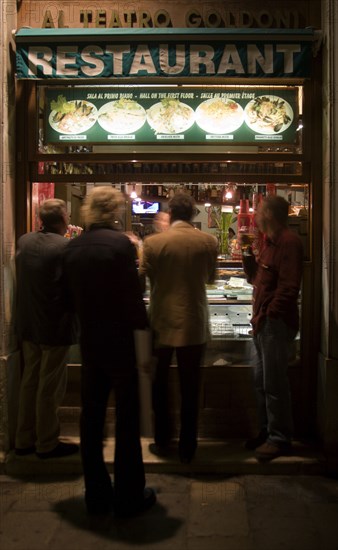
[15,27,317,79]
[15,27,316,42]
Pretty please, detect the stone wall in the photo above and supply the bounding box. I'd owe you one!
[317,0,338,461]
[0,0,20,451]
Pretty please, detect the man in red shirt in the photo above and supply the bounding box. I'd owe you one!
[242,195,303,460]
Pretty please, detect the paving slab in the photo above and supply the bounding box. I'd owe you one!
[188,479,249,537]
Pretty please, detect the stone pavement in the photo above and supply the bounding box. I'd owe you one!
[1,437,338,549]
[1,471,338,550]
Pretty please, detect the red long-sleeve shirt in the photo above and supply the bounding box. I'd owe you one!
[242,228,303,335]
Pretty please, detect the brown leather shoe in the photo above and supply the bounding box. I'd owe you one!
[255,441,292,461]
[244,430,268,450]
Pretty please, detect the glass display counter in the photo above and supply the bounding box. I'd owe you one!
[204,263,300,367]
[143,261,255,366]
[205,263,254,366]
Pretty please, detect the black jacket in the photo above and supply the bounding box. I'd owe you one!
[62,226,148,364]
[15,230,76,345]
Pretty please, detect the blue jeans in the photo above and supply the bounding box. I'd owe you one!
[252,317,297,445]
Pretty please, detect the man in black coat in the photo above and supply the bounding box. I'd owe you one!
[62,186,156,516]
[15,198,79,459]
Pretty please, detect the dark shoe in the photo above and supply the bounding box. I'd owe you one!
[114,487,156,518]
[85,488,115,516]
[178,445,196,464]
[36,442,79,459]
[179,453,194,464]
[255,441,292,461]
[179,448,196,464]
[178,441,196,464]
[148,442,170,457]
[244,430,268,450]
[15,446,36,456]
[86,498,114,516]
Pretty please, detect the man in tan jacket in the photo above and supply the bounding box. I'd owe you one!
[139,193,218,463]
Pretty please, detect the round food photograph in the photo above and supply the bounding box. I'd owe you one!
[195,98,244,134]
[244,95,294,134]
[49,97,98,135]
[97,99,147,134]
[147,99,195,135]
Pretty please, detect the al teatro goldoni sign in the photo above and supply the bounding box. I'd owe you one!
[18,3,304,30]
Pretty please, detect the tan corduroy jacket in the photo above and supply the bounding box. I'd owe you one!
[139,221,218,347]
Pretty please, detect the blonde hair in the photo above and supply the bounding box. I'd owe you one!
[81,187,124,229]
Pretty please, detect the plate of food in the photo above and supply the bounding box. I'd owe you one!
[97,98,147,134]
[49,96,98,134]
[244,95,294,134]
[147,98,195,135]
[195,97,244,134]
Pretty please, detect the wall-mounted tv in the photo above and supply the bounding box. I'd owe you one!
[132,200,160,215]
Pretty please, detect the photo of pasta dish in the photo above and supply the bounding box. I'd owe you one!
[147,99,195,135]
[195,98,244,134]
[49,96,98,135]
[98,99,147,134]
[244,95,293,134]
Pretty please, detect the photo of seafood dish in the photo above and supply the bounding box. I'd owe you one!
[97,99,147,134]
[147,99,195,135]
[49,96,97,134]
[195,98,244,134]
[244,95,293,134]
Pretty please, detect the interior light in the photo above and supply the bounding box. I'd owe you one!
[222,183,236,203]
[130,184,138,199]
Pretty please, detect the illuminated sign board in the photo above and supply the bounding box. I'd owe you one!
[45,86,299,144]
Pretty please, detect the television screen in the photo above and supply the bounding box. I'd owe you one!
[132,200,160,215]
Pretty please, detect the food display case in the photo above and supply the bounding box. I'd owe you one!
[205,262,254,366]
[206,260,300,367]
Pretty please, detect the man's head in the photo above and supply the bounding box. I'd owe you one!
[256,195,289,236]
[39,199,68,236]
[81,186,124,229]
[168,192,196,223]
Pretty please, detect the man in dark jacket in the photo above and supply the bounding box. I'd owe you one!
[15,198,79,459]
[62,186,156,516]
[242,195,303,461]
